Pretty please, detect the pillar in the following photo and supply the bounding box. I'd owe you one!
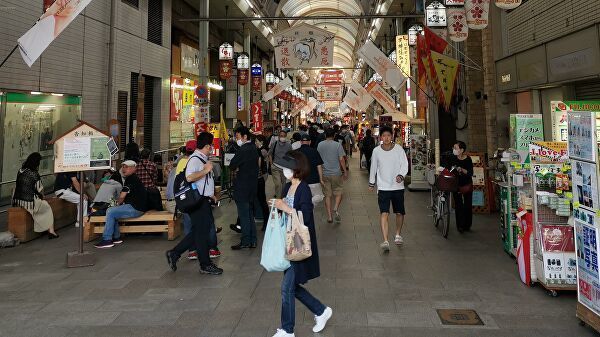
[243,25,251,126]
[198,0,209,87]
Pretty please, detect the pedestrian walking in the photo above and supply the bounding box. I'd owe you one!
[270,151,333,337]
[269,129,292,198]
[297,134,325,205]
[230,126,259,250]
[368,126,409,251]
[362,129,376,173]
[451,141,474,232]
[317,128,348,223]
[255,135,271,232]
[165,132,223,275]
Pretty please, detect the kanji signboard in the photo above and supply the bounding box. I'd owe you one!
[274,24,334,69]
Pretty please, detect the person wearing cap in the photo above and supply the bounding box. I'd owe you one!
[166,132,223,275]
[270,151,332,337]
[230,126,260,250]
[94,160,148,248]
[297,133,325,205]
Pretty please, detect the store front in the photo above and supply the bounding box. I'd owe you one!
[0,91,81,203]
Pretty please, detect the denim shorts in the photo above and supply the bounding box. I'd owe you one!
[377,189,406,214]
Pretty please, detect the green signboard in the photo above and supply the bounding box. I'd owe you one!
[510,114,544,151]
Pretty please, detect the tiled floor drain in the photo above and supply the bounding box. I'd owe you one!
[436,309,484,326]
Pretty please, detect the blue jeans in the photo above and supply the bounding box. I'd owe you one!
[183,213,218,250]
[281,266,325,334]
[237,201,256,246]
[102,204,143,241]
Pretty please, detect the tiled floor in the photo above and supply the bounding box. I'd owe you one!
[0,156,595,337]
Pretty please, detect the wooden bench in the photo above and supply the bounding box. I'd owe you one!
[8,198,77,242]
[83,210,181,242]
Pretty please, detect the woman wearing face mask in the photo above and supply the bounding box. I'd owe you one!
[270,151,333,337]
[451,141,474,232]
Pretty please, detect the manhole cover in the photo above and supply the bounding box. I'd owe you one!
[436,309,484,326]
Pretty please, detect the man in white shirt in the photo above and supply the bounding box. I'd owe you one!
[368,126,409,251]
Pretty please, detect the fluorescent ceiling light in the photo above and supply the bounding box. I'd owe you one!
[31,91,42,95]
[51,93,64,96]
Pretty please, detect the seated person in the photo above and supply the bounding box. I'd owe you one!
[94,160,147,249]
[54,171,87,227]
[13,152,58,239]
[90,169,123,215]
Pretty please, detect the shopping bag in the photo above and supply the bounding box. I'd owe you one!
[260,205,291,272]
[309,183,324,204]
[285,210,312,261]
[360,158,367,169]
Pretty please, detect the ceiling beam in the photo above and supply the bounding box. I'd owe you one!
[179,14,423,22]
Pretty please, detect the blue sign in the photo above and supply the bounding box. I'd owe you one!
[251,64,262,77]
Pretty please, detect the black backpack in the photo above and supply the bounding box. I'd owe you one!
[173,155,209,213]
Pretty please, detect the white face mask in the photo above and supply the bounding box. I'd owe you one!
[453,149,460,156]
[279,137,287,142]
[236,139,244,147]
[317,129,324,134]
[291,142,301,150]
[283,168,294,180]
[256,141,263,148]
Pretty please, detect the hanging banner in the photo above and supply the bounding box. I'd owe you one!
[465,0,491,30]
[302,97,318,114]
[262,77,293,101]
[430,51,460,109]
[251,64,262,92]
[395,35,411,77]
[366,82,399,115]
[274,23,334,69]
[343,82,374,112]
[430,28,449,42]
[447,7,469,42]
[219,60,233,80]
[358,40,407,92]
[18,0,93,67]
[251,102,263,134]
[574,208,600,314]
[495,0,522,10]
[424,26,449,54]
[238,69,249,85]
[343,89,361,112]
[316,85,343,101]
[43,0,55,12]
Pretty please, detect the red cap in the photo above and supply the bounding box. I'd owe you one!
[185,140,197,152]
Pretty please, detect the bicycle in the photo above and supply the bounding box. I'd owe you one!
[428,167,457,238]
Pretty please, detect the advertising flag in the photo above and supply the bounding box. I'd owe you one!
[366,81,398,115]
[262,77,292,102]
[251,102,263,135]
[358,40,406,91]
[19,0,93,67]
[430,51,460,109]
[274,24,334,69]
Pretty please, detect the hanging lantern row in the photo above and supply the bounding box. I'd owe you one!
[219,42,234,80]
[237,52,249,85]
[251,63,262,92]
[425,1,494,42]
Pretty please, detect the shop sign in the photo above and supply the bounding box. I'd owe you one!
[251,102,263,134]
[170,76,196,123]
[395,35,411,77]
[567,111,597,163]
[219,60,233,80]
[238,69,249,85]
[501,74,511,83]
[510,114,544,151]
[447,7,469,42]
[444,0,465,5]
[274,23,334,69]
[316,85,343,101]
[320,70,344,84]
[574,208,600,314]
[528,142,568,162]
[465,0,490,30]
[207,123,221,157]
[358,40,407,91]
[409,135,428,185]
[181,44,200,75]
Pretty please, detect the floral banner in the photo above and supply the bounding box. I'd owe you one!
[447,7,469,42]
[465,0,490,30]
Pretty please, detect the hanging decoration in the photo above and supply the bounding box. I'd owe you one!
[445,0,465,4]
[237,53,249,85]
[465,0,491,30]
[425,1,447,27]
[495,0,521,10]
[408,25,423,46]
[219,42,234,80]
[430,50,460,109]
[430,28,449,41]
[447,7,469,42]
[251,63,262,92]
[265,71,276,92]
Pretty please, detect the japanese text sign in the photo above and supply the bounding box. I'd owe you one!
[358,40,406,91]
[274,24,334,69]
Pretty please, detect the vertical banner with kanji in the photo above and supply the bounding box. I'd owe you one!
[395,35,411,77]
[430,51,460,109]
[274,24,334,69]
[251,102,263,135]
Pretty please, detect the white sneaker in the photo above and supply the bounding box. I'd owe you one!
[313,307,333,333]
[272,328,294,337]
[380,241,390,252]
[75,222,80,228]
[394,235,404,245]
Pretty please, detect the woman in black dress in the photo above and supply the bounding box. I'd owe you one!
[451,141,474,232]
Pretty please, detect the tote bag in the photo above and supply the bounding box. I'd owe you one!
[260,205,291,272]
[285,210,312,261]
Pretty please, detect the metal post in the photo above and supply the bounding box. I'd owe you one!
[66,171,95,268]
[244,25,251,126]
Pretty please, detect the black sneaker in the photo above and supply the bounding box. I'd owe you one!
[229,224,242,233]
[94,240,114,249]
[231,243,252,250]
[113,237,124,244]
[165,250,179,272]
[200,263,223,275]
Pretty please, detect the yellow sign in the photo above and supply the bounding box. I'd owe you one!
[430,51,459,109]
[395,35,410,77]
[208,123,220,138]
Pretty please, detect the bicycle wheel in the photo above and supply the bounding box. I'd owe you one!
[441,194,450,238]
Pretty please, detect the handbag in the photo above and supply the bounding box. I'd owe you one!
[458,182,474,194]
[146,186,164,211]
[285,210,312,261]
[309,183,324,204]
[173,155,209,213]
[260,204,291,272]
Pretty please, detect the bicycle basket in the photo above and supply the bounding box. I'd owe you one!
[436,173,458,192]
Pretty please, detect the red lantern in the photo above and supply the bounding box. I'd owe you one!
[219,60,233,80]
[238,69,249,85]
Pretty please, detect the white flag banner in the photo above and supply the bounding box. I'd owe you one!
[343,89,361,111]
[358,40,406,92]
[262,77,292,102]
[274,24,335,69]
[465,0,490,30]
[302,97,318,113]
[343,81,374,111]
[18,0,93,67]
[366,81,398,115]
[447,7,469,42]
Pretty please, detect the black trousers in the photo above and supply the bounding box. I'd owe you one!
[172,201,212,267]
[453,192,473,231]
[257,177,269,228]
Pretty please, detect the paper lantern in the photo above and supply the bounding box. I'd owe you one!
[251,63,262,92]
[465,0,490,30]
[426,1,447,27]
[495,0,521,10]
[219,42,233,60]
[408,25,423,46]
[447,7,468,42]
[265,71,275,84]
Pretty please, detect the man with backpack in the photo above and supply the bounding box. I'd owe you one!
[94,160,147,248]
[166,132,223,275]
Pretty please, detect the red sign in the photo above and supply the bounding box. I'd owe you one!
[194,122,208,137]
[238,69,249,85]
[251,76,262,92]
[251,102,263,134]
[219,60,233,80]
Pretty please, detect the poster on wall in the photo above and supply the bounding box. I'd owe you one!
[510,114,544,159]
[472,167,485,186]
[575,208,600,313]
[409,135,427,184]
[568,111,597,163]
[572,160,599,212]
